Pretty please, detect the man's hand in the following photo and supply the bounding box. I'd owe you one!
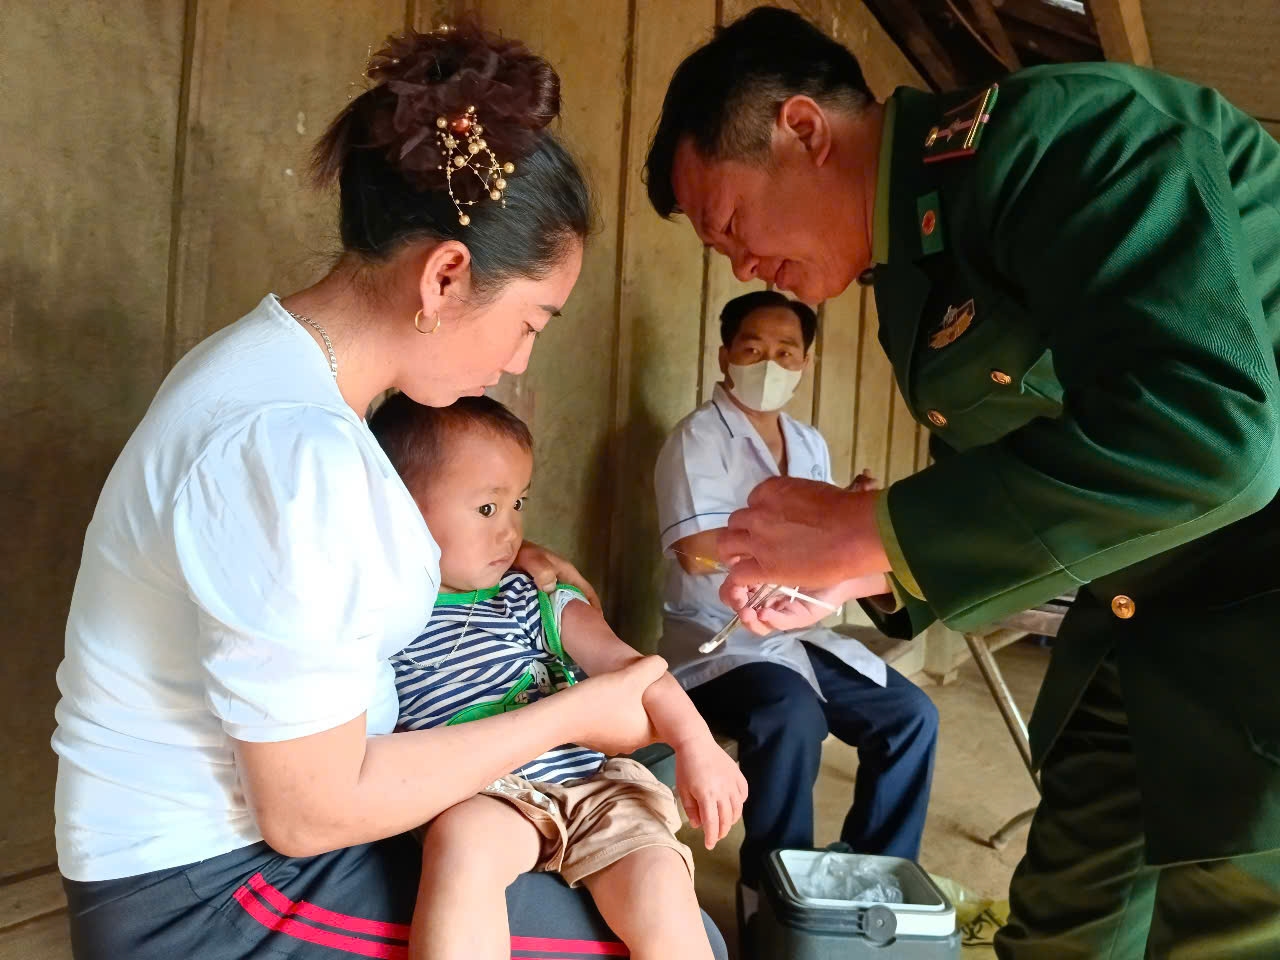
[719,574,892,636]
[513,540,601,607]
[847,469,879,493]
[674,736,747,850]
[716,477,889,590]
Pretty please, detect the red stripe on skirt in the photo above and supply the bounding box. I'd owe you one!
[247,873,413,940]
[232,887,409,960]
[237,873,630,958]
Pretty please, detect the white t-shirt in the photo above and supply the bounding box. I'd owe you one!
[52,295,440,882]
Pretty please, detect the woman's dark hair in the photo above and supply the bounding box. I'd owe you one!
[370,392,533,495]
[720,290,818,352]
[645,6,873,218]
[314,23,591,295]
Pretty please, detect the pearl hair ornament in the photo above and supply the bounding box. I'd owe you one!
[435,106,517,226]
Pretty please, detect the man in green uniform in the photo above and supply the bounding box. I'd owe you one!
[645,7,1280,957]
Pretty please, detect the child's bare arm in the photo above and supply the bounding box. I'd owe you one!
[560,600,747,848]
[560,600,706,748]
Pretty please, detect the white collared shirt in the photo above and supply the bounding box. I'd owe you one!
[654,384,887,695]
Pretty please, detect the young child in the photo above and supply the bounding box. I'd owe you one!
[370,393,747,960]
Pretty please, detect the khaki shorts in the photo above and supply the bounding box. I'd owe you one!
[481,757,695,887]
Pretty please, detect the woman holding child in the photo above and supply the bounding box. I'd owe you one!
[52,23,735,960]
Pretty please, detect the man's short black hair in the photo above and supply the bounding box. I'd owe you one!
[645,6,873,218]
[369,393,533,495]
[720,290,818,352]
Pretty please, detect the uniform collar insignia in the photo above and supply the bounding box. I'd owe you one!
[923,84,999,164]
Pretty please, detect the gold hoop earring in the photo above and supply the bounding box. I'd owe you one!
[414,309,441,335]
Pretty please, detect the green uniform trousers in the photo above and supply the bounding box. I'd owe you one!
[996,658,1280,959]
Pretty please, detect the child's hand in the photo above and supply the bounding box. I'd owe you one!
[675,736,747,850]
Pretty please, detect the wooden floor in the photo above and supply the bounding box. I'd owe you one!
[0,870,70,960]
[0,642,1047,960]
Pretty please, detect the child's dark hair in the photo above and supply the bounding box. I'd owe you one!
[370,393,533,493]
[313,22,592,297]
[720,290,818,351]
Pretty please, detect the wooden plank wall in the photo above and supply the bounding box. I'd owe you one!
[1142,0,1280,138]
[609,0,720,645]
[0,0,925,879]
[0,0,187,878]
[170,0,409,360]
[469,0,636,593]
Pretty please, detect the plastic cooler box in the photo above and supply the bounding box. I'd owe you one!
[756,850,961,958]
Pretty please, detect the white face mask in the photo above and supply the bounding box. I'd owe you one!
[727,360,803,412]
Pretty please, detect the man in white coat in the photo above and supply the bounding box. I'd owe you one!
[654,291,938,925]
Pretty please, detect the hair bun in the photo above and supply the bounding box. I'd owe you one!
[361,22,561,190]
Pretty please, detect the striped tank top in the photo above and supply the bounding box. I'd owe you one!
[391,572,605,784]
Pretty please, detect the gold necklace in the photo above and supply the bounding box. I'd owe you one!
[286,309,337,380]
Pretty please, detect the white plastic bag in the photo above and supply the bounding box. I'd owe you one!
[797,852,904,903]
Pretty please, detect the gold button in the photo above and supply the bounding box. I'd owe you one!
[927,409,947,427]
[991,370,1013,386]
[1111,595,1136,619]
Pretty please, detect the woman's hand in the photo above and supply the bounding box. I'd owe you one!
[674,736,747,850]
[557,655,668,755]
[514,540,601,607]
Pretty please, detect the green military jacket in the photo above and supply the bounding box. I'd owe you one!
[865,63,1280,864]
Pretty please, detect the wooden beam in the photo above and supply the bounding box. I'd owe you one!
[965,0,1022,70]
[1005,18,1103,63]
[996,0,1098,47]
[1086,0,1152,66]
[853,290,896,484]
[813,282,865,487]
[862,0,962,90]
[825,0,926,95]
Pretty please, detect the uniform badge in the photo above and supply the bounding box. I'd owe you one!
[929,299,975,349]
[923,84,999,164]
[917,192,944,255]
